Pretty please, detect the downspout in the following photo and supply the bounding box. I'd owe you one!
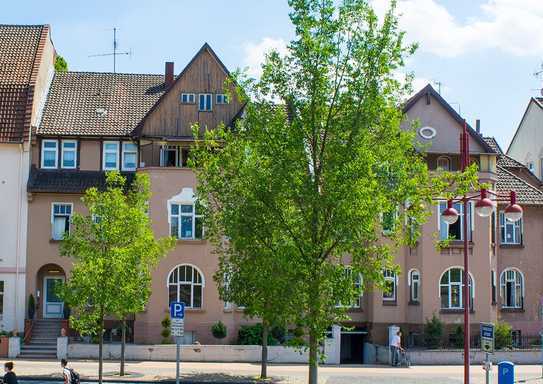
[14,142,24,333]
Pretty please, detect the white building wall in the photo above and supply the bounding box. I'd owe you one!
[508,101,543,179]
[0,143,30,332]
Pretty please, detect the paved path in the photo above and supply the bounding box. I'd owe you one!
[9,359,543,383]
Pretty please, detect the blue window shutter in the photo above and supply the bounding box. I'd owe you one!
[206,94,212,110]
[199,94,205,110]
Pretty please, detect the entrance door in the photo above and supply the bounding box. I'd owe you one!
[340,333,365,364]
[43,277,64,318]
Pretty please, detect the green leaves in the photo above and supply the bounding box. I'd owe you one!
[59,171,175,336]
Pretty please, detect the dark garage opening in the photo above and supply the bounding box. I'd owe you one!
[340,331,366,364]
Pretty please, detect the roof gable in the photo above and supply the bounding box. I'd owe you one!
[133,43,237,138]
[403,84,495,154]
[506,97,543,154]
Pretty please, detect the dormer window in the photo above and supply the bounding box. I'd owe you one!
[199,94,212,111]
[41,140,58,169]
[181,93,195,104]
[216,94,229,104]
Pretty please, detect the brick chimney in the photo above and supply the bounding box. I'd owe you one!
[165,62,174,88]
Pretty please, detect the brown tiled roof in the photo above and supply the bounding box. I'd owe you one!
[27,166,135,193]
[38,71,165,137]
[483,137,503,154]
[497,166,543,205]
[498,155,525,168]
[0,25,48,142]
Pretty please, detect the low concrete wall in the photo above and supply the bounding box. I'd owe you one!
[68,343,339,364]
[408,349,543,365]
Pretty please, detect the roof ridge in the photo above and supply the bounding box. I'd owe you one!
[0,24,46,28]
[57,70,164,77]
[497,165,543,196]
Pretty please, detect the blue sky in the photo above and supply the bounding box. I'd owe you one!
[4,0,542,150]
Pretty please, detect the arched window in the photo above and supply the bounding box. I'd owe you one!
[168,265,204,308]
[439,268,473,309]
[500,269,524,309]
[436,156,451,171]
[408,269,420,303]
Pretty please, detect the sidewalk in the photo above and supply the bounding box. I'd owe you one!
[9,359,543,384]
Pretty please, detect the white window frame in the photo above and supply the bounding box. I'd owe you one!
[439,267,474,309]
[168,188,203,240]
[216,93,229,104]
[51,202,73,241]
[167,264,205,309]
[408,269,420,302]
[199,93,212,111]
[121,142,138,171]
[60,140,77,169]
[180,93,195,104]
[438,201,473,241]
[41,139,58,169]
[436,156,451,171]
[499,211,523,245]
[528,161,535,173]
[102,141,120,170]
[500,268,524,309]
[383,269,397,301]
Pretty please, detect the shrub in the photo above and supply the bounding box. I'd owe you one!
[495,321,512,350]
[211,321,227,339]
[452,325,464,349]
[161,315,171,344]
[424,314,443,349]
[237,324,279,345]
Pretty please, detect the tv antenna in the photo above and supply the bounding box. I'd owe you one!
[89,27,132,73]
[433,80,443,94]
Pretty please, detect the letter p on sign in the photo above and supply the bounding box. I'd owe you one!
[170,302,185,319]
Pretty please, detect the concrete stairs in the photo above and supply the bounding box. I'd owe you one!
[20,319,61,359]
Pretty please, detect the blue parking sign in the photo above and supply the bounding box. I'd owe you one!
[170,302,185,319]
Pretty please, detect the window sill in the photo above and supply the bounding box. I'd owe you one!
[49,239,63,243]
[176,239,206,244]
[499,244,524,249]
[443,241,474,249]
[346,307,363,313]
[408,300,420,306]
[440,308,474,314]
[382,300,397,306]
[500,307,524,313]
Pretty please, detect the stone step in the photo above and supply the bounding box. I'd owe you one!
[19,350,57,356]
[22,344,56,350]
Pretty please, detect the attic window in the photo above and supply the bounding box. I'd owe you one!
[419,126,436,140]
[96,108,108,117]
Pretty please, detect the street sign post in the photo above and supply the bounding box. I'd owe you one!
[170,302,185,384]
[481,323,495,384]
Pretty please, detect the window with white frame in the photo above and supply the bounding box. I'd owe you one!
[337,268,363,308]
[61,140,77,169]
[500,269,524,309]
[439,201,473,241]
[103,141,119,170]
[383,269,397,301]
[223,273,232,310]
[41,139,58,168]
[491,270,497,305]
[216,94,229,104]
[168,264,204,308]
[180,93,195,104]
[160,145,190,167]
[499,211,522,245]
[51,203,72,240]
[122,142,138,171]
[409,269,420,303]
[440,267,473,309]
[170,202,203,240]
[0,281,4,318]
[199,93,212,111]
[528,161,535,173]
[436,156,451,171]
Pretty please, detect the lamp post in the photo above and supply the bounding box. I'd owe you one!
[440,121,523,384]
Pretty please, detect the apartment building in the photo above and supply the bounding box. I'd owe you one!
[0,24,55,332]
[20,36,543,363]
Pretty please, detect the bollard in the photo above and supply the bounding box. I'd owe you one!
[497,361,514,384]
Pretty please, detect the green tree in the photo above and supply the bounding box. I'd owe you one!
[495,321,513,350]
[59,172,174,383]
[55,55,68,72]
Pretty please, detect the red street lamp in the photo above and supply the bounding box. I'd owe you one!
[440,121,523,384]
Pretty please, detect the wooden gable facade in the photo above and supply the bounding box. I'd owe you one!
[136,43,244,139]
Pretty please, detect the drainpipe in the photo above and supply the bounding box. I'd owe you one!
[14,143,24,333]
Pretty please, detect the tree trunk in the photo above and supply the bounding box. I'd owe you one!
[98,315,104,384]
[260,322,269,379]
[120,318,126,376]
[308,330,318,384]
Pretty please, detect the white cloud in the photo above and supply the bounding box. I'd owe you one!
[243,37,288,78]
[372,0,543,57]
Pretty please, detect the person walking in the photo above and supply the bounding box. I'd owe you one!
[3,362,18,384]
[390,330,404,367]
[61,359,71,384]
